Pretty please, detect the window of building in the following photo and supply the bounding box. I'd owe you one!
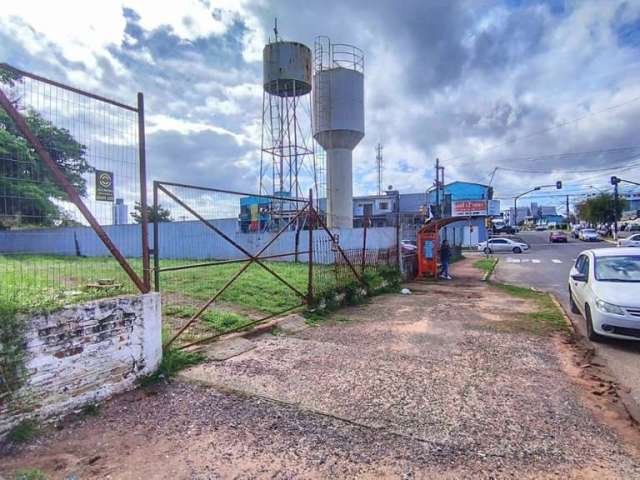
[379,202,388,210]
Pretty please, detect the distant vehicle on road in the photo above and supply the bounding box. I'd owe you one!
[579,228,600,242]
[493,225,516,235]
[568,248,640,342]
[549,231,568,243]
[618,234,640,248]
[477,238,529,254]
[535,224,547,231]
[571,226,582,239]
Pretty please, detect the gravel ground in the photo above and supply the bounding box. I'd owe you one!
[2,260,640,479]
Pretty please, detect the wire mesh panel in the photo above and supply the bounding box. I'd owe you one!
[0,65,147,315]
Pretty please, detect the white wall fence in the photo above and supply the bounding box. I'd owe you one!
[0,219,398,262]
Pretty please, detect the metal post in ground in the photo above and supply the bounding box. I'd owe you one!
[138,92,151,292]
[153,181,160,292]
[361,214,368,274]
[307,189,314,305]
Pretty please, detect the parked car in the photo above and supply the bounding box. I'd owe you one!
[477,238,529,254]
[493,225,516,235]
[549,231,568,243]
[571,226,582,239]
[535,224,547,231]
[579,228,600,242]
[618,234,640,248]
[568,248,640,341]
[401,240,417,253]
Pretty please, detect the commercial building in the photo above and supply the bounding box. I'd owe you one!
[113,198,128,225]
[425,181,499,247]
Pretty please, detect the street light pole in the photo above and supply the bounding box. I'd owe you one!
[513,181,562,229]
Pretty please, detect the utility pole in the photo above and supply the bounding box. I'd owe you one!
[435,158,440,218]
[440,164,445,216]
[376,143,383,196]
[566,195,570,221]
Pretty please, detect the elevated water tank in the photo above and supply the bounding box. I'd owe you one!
[263,41,312,97]
[313,37,365,229]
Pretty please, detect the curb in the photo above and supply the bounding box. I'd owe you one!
[550,293,640,426]
[549,293,576,334]
[482,257,499,282]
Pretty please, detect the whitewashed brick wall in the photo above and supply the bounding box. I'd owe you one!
[0,293,162,438]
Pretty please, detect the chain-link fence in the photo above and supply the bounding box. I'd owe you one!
[0,64,149,316]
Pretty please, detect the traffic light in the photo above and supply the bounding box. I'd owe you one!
[556,181,562,189]
[611,176,620,185]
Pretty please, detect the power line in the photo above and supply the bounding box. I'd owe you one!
[444,95,640,167]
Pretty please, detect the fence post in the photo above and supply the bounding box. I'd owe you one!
[153,181,160,293]
[396,212,401,268]
[138,92,151,292]
[361,215,368,274]
[307,189,314,305]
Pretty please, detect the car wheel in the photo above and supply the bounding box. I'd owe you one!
[513,247,522,254]
[585,305,603,343]
[483,247,491,254]
[569,290,579,314]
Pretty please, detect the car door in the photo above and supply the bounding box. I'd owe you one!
[492,239,509,252]
[629,234,640,247]
[570,255,586,312]
[572,254,591,312]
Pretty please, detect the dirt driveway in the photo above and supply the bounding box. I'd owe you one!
[2,260,640,479]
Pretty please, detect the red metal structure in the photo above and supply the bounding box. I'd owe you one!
[417,217,472,279]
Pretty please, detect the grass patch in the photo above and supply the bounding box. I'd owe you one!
[140,347,205,386]
[13,469,47,480]
[81,403,100,417]
[7,419,39,444]
[490,283,569,335]
[164,304,252,334]
[473,257,498,279]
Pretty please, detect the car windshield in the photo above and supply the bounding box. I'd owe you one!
[595,255,640,282]
[582,229,596,234]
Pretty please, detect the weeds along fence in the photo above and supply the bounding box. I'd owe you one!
[153,182,399,349]
[0,65,150,316]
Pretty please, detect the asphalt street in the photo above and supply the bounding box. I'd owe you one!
[493,230,640,409]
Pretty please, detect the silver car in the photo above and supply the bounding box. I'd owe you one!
[477,238,529,254]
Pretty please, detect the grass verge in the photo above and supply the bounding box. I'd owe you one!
[489,282,570,335]
[473,257,498,280]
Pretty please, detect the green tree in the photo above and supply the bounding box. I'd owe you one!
[576,193,628,225]
[130,201,173,223]
[0,70,91,227]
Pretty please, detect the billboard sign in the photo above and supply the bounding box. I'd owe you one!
[487,199,501,216]
[452,200,487,217]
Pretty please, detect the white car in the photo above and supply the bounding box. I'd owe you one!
[579,228,600,242]
[568,248,640,342]
[618,234,640,248]
[477,238,529,254]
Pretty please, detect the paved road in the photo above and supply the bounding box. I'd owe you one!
[493,230,640,409]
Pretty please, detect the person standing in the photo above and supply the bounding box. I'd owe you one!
[440,239,452,280]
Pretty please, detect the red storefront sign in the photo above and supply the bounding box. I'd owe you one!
[452,200,487,217]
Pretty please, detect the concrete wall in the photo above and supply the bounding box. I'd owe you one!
[0,293,162,438]
[0,220,397,261]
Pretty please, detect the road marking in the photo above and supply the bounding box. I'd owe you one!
[521,259,530,263]
[532,259,541,263]
[552,259,563,264]
[506,258,521,263]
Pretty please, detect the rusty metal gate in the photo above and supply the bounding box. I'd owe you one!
[153,181,364,349]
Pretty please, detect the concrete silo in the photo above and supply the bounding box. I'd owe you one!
[313,36,364,229]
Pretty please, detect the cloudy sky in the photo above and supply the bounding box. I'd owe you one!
[2,0,640,212]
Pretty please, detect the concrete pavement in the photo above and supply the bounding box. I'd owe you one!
[493,230,640,411]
